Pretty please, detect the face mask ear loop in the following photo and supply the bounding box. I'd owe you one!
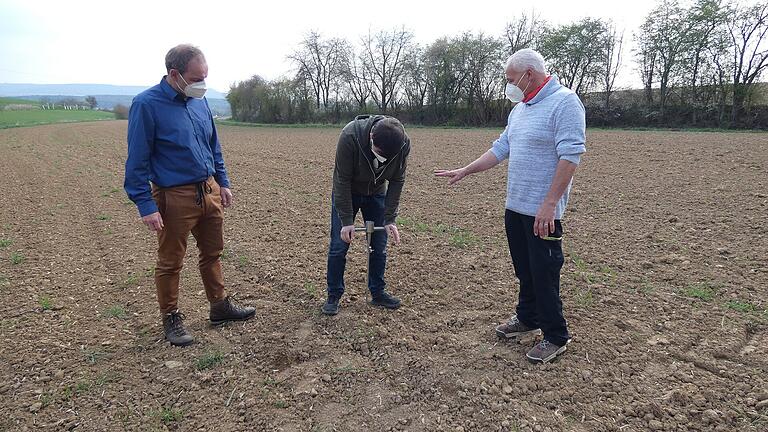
[519,72,532,99]
[515,73,525,88]
[178,72,190,88]
[173,71,187,94]
[526,73,534,93]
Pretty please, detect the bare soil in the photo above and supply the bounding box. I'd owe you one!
[0,122,766,431]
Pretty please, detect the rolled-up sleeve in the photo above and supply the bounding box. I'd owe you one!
[124,100,158,217]
[553,94,586,165]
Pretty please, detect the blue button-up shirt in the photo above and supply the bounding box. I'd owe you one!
[124,77,230,217]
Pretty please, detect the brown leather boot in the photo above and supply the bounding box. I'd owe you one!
[162,310,194,346]
[209,296,255,326]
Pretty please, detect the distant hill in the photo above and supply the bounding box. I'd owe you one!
[0,83,227,99]
[13,94,231,117]
[0,83,231,117]
[0,97,38,108]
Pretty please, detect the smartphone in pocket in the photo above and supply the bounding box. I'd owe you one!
[541,220,563,241]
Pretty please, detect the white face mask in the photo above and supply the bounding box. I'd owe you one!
[372,148,387,164]
[178,74,207,99]
[370,139,388,163]
[505,73,530,103]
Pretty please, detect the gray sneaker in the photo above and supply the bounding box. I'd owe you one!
[526,340,567,363]
[495,315,541,339]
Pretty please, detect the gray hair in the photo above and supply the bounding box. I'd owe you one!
[504,48,546,74]
[165,44,205,74]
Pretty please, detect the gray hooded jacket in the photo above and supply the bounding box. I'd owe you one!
[332,114,410,226]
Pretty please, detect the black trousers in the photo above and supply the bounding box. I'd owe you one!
[504,209,570,346]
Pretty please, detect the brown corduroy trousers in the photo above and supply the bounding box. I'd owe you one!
[151,177,226,313]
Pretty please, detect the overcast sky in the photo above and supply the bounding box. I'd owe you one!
[0,0,759,93]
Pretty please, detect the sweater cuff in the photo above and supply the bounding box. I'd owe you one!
[559,154,581,165]
[490,146,507,161]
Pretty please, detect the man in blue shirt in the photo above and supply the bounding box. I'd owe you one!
[124,44,254,346]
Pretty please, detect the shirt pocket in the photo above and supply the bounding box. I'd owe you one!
[190,109,213,144]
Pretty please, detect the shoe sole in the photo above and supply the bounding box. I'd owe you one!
[369,301,401,310]
[495,327,542,339]
[321,308,339,316]
[526,345,567,364]
[210,312,255,326]
[167,337,194,347]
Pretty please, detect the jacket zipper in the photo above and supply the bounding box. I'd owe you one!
[354,118,407,195]
[357,143,400,194]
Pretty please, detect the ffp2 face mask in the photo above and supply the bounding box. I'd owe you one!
[505,73,531,103]
[178,74,207,99]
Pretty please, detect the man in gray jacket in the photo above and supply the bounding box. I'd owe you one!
[323,115,411,315]
[436,49,586,363]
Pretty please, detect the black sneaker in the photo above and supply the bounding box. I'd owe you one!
[162,310,194,347]
[321,297,340,315]
[370,291,401,309]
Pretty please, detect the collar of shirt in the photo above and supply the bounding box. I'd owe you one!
[522,75,552,103]
[160,76,187,102]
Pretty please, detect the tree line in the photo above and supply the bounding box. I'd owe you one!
[227,0,768,129]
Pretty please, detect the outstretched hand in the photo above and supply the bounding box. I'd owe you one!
[434,167,468,185]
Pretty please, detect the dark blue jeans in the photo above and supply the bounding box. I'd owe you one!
[505,209,570,347]
[326,193,388,299]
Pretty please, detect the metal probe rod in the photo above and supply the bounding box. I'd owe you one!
[354,220,386,302]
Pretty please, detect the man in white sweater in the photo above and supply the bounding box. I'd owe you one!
[435,48,586,364]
